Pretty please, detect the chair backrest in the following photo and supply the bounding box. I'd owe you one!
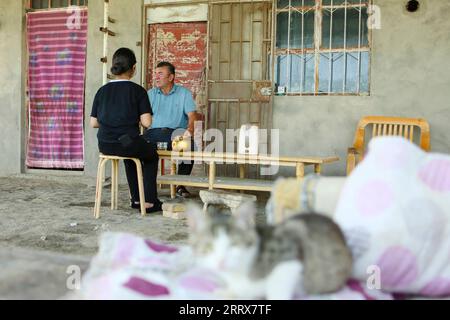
[352,116,430,156]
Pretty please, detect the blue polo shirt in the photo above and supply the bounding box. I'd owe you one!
[148,84,196,129]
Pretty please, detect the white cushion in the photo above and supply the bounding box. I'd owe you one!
[335,137,450,297]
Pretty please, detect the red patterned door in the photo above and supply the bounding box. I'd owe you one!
[147,22,207,113]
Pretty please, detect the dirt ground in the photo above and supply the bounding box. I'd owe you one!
[0,174,269,299]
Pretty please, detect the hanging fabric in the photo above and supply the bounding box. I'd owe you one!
[26,8,88,169]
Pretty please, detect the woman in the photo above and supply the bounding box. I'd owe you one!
[90,48,161,213]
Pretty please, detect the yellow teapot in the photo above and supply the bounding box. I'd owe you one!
[172,136,191,152]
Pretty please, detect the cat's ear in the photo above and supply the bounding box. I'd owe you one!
[186,202,208,232]
[234,201,256,229]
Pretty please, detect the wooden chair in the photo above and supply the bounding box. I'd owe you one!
[346,116,430,175]
[94,154,146,219]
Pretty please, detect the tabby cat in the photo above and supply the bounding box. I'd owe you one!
[186,202,353,299]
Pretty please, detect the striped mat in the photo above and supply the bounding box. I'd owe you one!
[26,8,88,169]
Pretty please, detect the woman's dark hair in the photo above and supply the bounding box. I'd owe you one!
[111,48,137,76]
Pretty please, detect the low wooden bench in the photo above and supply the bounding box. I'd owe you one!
[157,151,339,199]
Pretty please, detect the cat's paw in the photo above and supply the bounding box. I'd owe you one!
[266,261,303,300]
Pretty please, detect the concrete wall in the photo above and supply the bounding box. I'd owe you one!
[273,0,450,176]
[84,0,145,177]
[0,0,25,175]
[1,0,450,179]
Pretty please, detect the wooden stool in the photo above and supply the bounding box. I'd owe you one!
[94,154,146,219]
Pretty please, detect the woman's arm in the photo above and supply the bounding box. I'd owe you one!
[140,113,152,129]
[90,116,100,128]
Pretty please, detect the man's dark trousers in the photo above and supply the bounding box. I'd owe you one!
[143,127,194,175]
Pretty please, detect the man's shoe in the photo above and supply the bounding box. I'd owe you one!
[176,186,191,198]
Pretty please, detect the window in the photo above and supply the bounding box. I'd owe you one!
[274,0,371,95]
[29,0,88,9]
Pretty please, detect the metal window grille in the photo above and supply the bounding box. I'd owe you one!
[274,0,371,95]
[29,0,88,9]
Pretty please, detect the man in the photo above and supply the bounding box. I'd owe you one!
[144,61,197,197]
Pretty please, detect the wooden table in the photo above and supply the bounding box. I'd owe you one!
[156,151,339,199]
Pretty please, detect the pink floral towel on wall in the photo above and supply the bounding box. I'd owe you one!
[26,8,87,169]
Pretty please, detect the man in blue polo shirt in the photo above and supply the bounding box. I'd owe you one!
[144,61,197,197]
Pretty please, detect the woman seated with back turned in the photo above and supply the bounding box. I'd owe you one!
[90,47,162,213]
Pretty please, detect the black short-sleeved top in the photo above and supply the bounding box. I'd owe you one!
[91,80,153,143]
